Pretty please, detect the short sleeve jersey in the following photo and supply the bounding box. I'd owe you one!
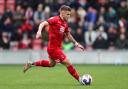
[47,16,69,49]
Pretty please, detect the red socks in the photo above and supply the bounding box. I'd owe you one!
[67,65,80,81]
[33,60,50,67]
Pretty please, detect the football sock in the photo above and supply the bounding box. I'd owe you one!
[33,60,50,67]
[67,65,80,81]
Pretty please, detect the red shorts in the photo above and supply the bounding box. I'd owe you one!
[47,48,66,63]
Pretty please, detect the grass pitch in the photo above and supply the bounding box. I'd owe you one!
[0,64,128,89]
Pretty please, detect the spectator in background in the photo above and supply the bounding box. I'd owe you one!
[96,6,107,30]
[84,24,96,50]
[98,6,107,20]
[33,4,45,33]
[96,26,108,40]
[25,7,33,19]
[84,6,97,31]
[68,8,79,33]
[118,17,127,29]
[0,7,14,33]
[93,26,108,49]
[118,17,128,37]
[44,6,51,19]
[117,0,128,20]
[77,7,86,27]
[106,6,118,27]
[13,5,24,29]
[20,6,34,35]
[107,24,118,50]
[118,26,127,38]
[33,4,45,25]
[0,32,10,49]
[21,18,33,34]
[1,7,13,20]
[93,34,108,49]
[73,27,85,47]
[116,34,128,49]
[1,17,14,33]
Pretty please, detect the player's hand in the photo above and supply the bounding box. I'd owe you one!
[75,42,85,51]
[36,31,42,39]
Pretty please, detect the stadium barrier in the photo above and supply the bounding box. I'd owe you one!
[0,50,128,64]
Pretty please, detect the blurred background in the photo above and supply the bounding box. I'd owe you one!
[0,0,128,64]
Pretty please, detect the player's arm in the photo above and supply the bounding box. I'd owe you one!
[36,21,49,39]
[65,32,85,51]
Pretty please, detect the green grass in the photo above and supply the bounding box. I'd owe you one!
[0,64,128,89]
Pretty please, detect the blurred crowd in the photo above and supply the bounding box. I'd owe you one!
[0,0,128,51]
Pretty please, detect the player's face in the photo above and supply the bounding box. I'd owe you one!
[60,10,71,21]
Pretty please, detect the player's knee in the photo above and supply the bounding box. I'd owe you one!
[65,62,72,67]
[49,62,56,67]
[62,59,72,67]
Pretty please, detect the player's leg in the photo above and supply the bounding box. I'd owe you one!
[32,58,56,67]
[54,49,81,81]
[61,59,80,81]
[23,58,56,73]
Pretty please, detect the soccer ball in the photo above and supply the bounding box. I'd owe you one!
[81,74,92,85]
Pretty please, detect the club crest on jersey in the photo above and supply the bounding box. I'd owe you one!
[59,26,65,33]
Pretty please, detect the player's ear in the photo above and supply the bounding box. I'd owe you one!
[58,8,61,14]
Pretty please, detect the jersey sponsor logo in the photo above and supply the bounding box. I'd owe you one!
[59,26,65,33]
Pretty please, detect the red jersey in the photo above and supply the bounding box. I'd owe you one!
[47,16,69,49]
